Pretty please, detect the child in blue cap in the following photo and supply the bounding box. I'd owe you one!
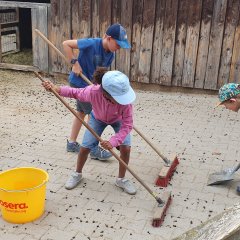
[63,23,131,161]
[42,67,137,195]
[217,83,240,112]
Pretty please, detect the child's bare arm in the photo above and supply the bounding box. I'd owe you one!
[62,40,78,59]
[62,40,82,76]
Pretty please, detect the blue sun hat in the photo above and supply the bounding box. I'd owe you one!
[102,71,136,105]
[106,23,131,49]
[217,83,240,106]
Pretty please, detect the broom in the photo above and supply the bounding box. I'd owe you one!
[133,127,179,187]
[34,29,179,187]
[34,71,171,227]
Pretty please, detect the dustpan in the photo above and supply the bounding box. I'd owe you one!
[207,163,240,186]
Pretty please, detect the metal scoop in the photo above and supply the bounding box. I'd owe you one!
[207,163,240,186]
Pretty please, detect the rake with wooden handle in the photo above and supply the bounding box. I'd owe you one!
[34,28,179,187]
[34,71,171,227]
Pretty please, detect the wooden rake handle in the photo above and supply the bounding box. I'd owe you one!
[34,71,164,205]
[34,29,170,165]
[133,126,170,165]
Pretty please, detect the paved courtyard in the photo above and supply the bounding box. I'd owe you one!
[0,69,240,240]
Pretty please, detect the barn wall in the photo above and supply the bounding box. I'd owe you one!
[48,0,240,90]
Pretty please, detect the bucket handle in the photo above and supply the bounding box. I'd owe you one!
[0,180,48,193]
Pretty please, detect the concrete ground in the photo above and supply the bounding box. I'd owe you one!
[0,69,239,240]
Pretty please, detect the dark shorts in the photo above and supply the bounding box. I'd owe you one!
[70,83,92,114]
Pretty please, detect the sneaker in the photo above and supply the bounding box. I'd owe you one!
[67,140,81,152]
[115,178,136,195]
[90,146,112,160]
[65,171,83,190]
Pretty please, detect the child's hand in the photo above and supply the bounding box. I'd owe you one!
[42,80,52,91]
[100,140,113,150]
[42,81,60,94]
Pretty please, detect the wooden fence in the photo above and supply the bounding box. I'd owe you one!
[3,0,240,91]
[49,0,240,90]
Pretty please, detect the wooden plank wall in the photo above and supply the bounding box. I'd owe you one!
[182,0,202,88]
[32,6,49,72]
[194,0,214,89]
[49,0,71,74]
[218,0,240,88]
[49,0,240,90]
[137,0,155,83]
[159,0,178,86]
[204,0,228,89]
[229,1,240,84]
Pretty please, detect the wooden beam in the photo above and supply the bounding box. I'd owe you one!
[0,9,17,14]
[159,0,178,86]
[1,21,18,29]
[72,0,91,39]
[137,0,156,83]
[0,63,39,72]
[182,0,202,88]
[204,0,228,90]
[0,1,50,9]
[218,0,240,88]
[194,0,214,89]
[111,0,121,70]
[229,1,240,84]
[130,0,143,82]
[172,0,188,87]
[118,0,133,77]
[173,203,240,240]
[99,0,111,38]
[1,30,16,36]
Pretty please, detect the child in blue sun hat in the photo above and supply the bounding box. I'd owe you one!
[217,83,240,112]
[42,67,137,195]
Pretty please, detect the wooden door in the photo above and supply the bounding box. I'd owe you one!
[32,5,49,72]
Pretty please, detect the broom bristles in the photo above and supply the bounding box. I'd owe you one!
[152,192,172,227]
[155,156,179,187]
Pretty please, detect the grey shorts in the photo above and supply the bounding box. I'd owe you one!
[70,83,92,114]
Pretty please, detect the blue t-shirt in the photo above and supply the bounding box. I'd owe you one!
[69,38,114,88]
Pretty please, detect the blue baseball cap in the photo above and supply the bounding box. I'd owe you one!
[102,71,136,105]
[106,23,131,49]
[217,83,240,106]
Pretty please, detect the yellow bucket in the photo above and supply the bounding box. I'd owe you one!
[0,167,49,224]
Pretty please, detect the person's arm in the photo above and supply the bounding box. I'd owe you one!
[62,39,82,75]
[59,85,92,102]
[108,105,133,148]
[42,80,92,102]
